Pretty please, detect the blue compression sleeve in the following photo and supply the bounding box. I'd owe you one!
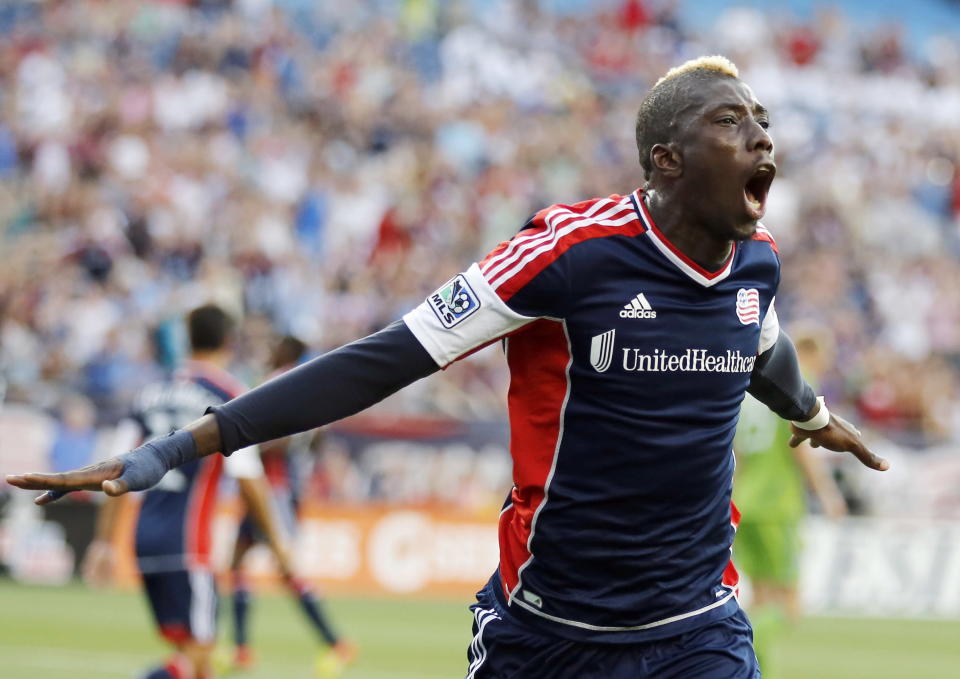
[38,429,199,502]
[112,429,198,490]
[209,321,440,455]
[747,329,817,421]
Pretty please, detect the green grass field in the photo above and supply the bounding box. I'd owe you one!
[1,580,957,678]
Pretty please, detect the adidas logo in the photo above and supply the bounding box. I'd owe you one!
[620,293,657,319]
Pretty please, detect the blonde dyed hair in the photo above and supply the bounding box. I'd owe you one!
[654,55,740,88]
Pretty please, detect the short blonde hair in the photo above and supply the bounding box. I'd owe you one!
[654,55,740,88]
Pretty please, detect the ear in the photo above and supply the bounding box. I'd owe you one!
[650,143,682,178]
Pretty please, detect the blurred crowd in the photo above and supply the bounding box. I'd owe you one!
[1,0,959,509]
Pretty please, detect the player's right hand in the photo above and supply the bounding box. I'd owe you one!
[6,429,198,504]
[6,458,127,505]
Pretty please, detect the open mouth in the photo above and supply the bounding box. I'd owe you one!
[744,164,775,220]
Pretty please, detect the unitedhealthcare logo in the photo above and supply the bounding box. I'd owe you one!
[590,329,616,373]
[589,329,756,374]
[622,348,756,373]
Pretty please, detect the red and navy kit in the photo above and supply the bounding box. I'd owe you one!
[403,190,781,643]
[132,362,257,574]
[129,362,262,643]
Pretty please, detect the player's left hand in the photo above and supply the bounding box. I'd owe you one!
[789,412,889,472]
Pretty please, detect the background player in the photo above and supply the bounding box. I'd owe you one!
[7,57,889,678]
[228,335,355,674]
[733,326,848,678]
[81,305,296,679]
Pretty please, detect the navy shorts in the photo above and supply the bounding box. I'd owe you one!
[466,589,760,679]
[142,570,218,645]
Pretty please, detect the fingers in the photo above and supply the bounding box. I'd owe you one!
[6,472,68,491]
[35,490,69,506]
[788,430,808,448]
[849,442,890,472]
[6,460,125,495]
[102,478,130,496]
[832,416,890,471]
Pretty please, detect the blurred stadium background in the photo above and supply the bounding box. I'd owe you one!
[1,0,960,677]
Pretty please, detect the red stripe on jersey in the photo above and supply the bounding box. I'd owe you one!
[498,319,571,598]
[751,224,779,254]
[181,361,246,400]
[490,200,643,303]
[478,238,514,272]
[637,194,737,280]
[184,454,223,569]
[479,196,622,276]
[723,501,742,593]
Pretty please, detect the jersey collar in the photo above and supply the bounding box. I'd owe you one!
[631,190,736,288]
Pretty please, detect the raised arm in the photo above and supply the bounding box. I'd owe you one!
[6,321,440,503]
[209,320,438,455]
[8,217,574,503]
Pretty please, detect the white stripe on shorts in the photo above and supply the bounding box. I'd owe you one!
[466,607,500,679]
[189,570,216,643]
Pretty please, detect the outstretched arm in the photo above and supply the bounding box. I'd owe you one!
[209,320,439,455]
[748,329,889,472]
[6,321,440,502]
[9,231,564,502]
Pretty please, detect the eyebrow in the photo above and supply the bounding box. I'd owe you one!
[709,102,769,117]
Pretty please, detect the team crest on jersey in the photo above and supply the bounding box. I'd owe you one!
[429,274,480,328]
[590,329,616,373]
[735,288,760,326]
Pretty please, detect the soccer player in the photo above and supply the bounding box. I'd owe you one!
[79,305,296,679]
[8,56,889,678]
[228,335,355,673]
[733,327,847,679]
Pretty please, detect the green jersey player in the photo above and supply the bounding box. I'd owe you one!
[733,328,847,679]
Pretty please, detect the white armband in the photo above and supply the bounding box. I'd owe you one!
[792,396,830,431]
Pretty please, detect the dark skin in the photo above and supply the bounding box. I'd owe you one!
[5,74,887,504]
[646,77,775,270]
[644,76,887,471]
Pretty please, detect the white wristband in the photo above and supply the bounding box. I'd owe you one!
[792,396,830,430]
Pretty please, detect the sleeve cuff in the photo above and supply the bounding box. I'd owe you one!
[792,396,830,430]
[205,405,239,456]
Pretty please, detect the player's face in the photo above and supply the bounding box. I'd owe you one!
[674,78,775,240]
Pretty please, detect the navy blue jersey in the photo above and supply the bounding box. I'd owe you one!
[403,190,781,642]
[131,361,262,573]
